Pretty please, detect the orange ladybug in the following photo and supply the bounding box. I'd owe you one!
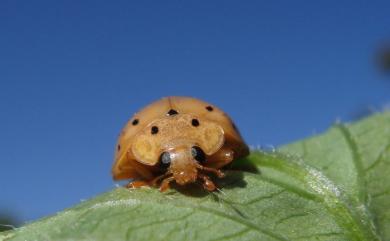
[112,96,249,192]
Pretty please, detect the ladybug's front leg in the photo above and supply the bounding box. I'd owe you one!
[126,180,151,189]
[198,173,216,191]
[195,163,225,178]
[150,173,171,187]
[127,174,173,191]
[159,176,175,192]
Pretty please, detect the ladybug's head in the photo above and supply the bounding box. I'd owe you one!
[158,145,207,185]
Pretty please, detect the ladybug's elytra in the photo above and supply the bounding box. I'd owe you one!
[112,96,249,191]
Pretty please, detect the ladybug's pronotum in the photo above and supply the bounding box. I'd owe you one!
[112,96,249,191]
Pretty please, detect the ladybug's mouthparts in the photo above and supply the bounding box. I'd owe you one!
[156,164,225,192]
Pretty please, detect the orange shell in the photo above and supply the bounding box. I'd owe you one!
[112,96,249,180]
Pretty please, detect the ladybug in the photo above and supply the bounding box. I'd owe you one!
[112,96,249,192]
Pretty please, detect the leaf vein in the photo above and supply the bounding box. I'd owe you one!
[274,212,311,229]
[295,231,344,240]
[185,204,290,241]
[336,124,367,203]
[125,211,194,239]
[365,144,390,172]
[209,227,251,241]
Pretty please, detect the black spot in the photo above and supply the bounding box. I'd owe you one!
[206,106,214,111]
[132,119,139,125]
[167,109,178,116]
[191,119,200,127]
[117,145,121,151]
[151,126,159,134]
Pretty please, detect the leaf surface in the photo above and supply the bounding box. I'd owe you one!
[281,112,390,240]
[1,113,389,241]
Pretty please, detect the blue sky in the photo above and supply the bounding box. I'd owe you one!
[1,0,389,224]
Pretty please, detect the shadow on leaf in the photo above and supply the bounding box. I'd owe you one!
[168,171,248,197]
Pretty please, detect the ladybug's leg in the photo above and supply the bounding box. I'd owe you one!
[150,173,171,187]
[124,160,156,189]
[127,173,170,189]
[195,162,225,178]
[126,180,150,189]
[198,173,216,191]
[159,176,175,192]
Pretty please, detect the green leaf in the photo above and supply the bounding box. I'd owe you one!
[1,113,389,241]
[281,112,390,240]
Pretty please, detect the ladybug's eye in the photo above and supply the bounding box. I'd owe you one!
[159,152,171,169]
[191,146,206,163]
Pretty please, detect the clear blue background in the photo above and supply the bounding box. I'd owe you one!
[1,0,389,224]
